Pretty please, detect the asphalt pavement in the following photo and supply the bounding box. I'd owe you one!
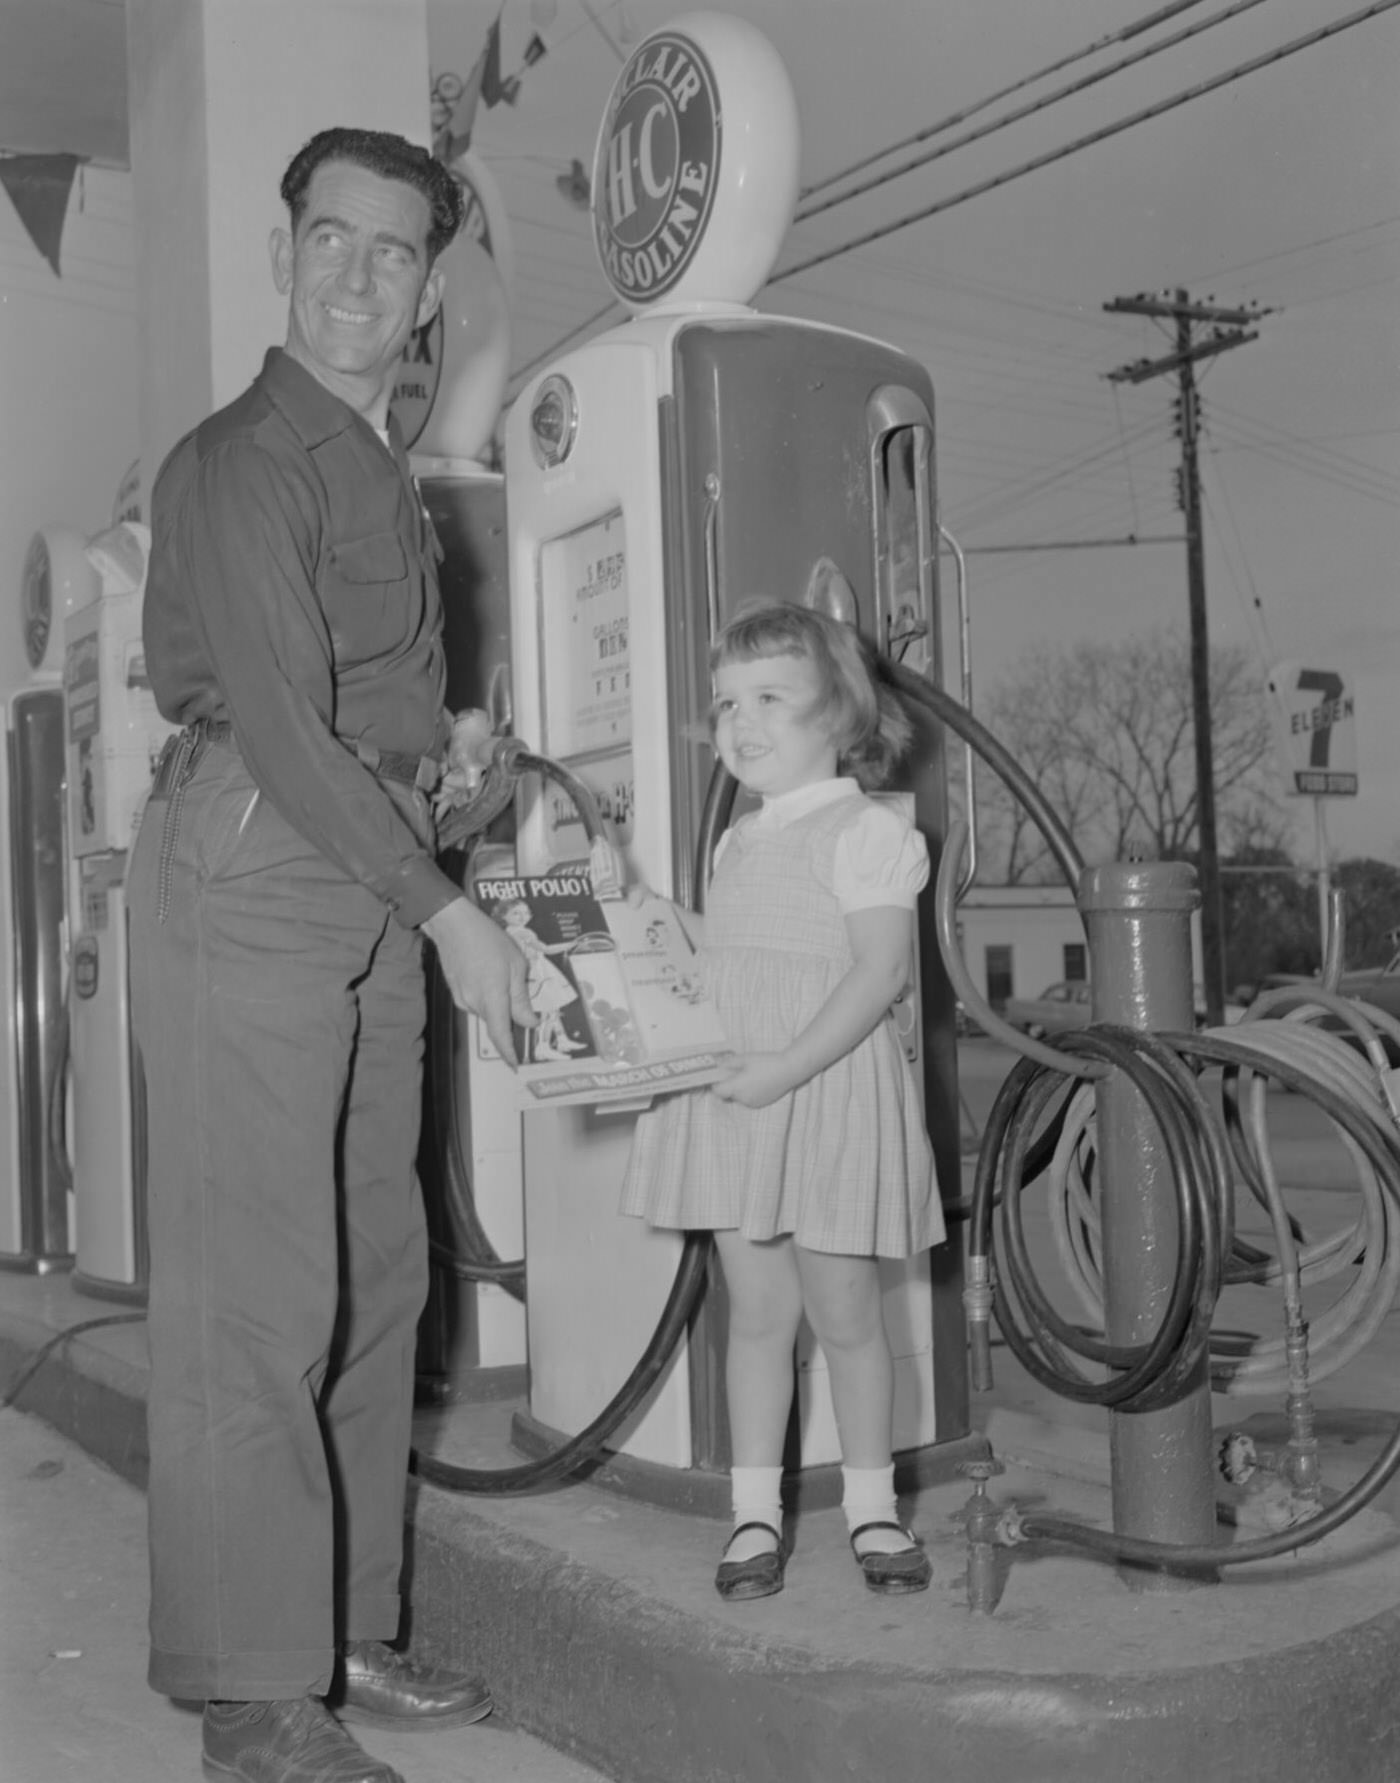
[0,1399,613,1783]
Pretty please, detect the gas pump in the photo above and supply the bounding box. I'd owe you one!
[62,520,177,1300]
[497,12,968,1483]
[0,526,97,1274]
[396,153,528,1390]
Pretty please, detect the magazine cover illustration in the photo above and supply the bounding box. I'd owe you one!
[475,867,733,1106]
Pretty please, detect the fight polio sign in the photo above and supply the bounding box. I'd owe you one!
[1268,662,1359,798]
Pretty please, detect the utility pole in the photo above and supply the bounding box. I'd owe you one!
[1104,290,1271,1026]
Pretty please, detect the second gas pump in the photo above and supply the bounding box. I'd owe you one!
[62,520,177,1300]
[472,12,971,1488]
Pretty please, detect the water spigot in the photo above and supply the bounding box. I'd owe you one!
[960,1455,1007,1615]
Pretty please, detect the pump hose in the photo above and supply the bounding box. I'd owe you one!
[973,1024,1229,1414]
[419,740,604,1299]
[875,657,1400,1569]
[411,743,733,1495]
[423,889,525,1297]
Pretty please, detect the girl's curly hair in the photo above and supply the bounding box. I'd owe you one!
[709,601,912,790]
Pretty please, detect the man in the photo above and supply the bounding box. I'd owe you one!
[128,128,532,1783]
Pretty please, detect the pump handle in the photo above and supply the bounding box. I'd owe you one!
[436,736,606,856]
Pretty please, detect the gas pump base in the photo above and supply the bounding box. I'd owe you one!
[509,1410,990,1517]
[10,1269,1400,1783]
[0,1253,72,1277]
[71,1270,146,1308]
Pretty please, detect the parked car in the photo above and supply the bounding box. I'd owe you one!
[1337,952,1400,1020]
[1251,958,1400,1014]
[1001,981,1092,1039]
[1250,953,1400,1060]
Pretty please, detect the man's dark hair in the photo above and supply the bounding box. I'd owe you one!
[280,128,465,262]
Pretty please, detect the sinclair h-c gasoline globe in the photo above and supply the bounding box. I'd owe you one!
[590,11,801,314]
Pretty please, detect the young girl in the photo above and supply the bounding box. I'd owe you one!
[620,601,946,1600]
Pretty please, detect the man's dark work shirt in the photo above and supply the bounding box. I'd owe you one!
[144,348,460,928]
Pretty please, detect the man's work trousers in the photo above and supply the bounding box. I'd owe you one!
[128,737,431,1702]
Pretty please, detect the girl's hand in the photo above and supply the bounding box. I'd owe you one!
[588,837,667,910]
[588,835,629,902]
[711,1052,796,1109]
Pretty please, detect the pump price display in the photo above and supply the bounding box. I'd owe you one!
[540,511,632,758]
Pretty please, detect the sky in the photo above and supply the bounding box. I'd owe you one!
[433,0,1400,865]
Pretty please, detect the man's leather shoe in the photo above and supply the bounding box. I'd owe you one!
[333,1640,493,1731]
[201,1697,403,1782]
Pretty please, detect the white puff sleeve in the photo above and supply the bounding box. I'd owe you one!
[833,802,930,912]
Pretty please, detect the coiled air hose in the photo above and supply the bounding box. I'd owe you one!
[411,739,726,1494]
[872,655,1400,1571]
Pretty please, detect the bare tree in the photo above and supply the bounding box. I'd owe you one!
[960,628,1282,884]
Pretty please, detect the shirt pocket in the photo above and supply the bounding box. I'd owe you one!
[324,531,413,668]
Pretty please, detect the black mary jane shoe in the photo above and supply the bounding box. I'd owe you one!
[849,1521,933,1595]
[715,1520,786,1601]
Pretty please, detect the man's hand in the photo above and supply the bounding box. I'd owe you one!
[422,896,535,1065]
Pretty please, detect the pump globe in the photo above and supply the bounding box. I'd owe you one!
[591,10,801,314]
[448,147,515,297]
[410,234,512,464]
[21,525,99,677]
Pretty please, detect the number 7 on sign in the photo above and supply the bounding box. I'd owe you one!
[1296,668,1345,771]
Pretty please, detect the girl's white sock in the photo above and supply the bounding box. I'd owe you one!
[841,1463,907,1554]
[726,1465,783,1561]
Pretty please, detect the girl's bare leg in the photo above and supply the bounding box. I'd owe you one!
[714,1232,803,1562]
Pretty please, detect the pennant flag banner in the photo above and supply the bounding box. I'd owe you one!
[434,6,519,164]
[480,7,520,109]
[479,7,506,106]
[0,153,82,277]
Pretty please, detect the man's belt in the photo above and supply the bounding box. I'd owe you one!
[353,738,443,793]
[153,719,441,798]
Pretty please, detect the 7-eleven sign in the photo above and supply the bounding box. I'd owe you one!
[1268,662,1359,797]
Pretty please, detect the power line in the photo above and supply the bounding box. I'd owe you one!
[950,412,1169,533]
[964,534,1184,553]
[1184,211,1400,285]
[1206,419,1400,507]
[799,0,1215,203]
[775,1,1400,287]
[1206,397,1400,500]
[1111,381,1144,534]
[796,0,1272,225]
[1198,446,1280,671]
